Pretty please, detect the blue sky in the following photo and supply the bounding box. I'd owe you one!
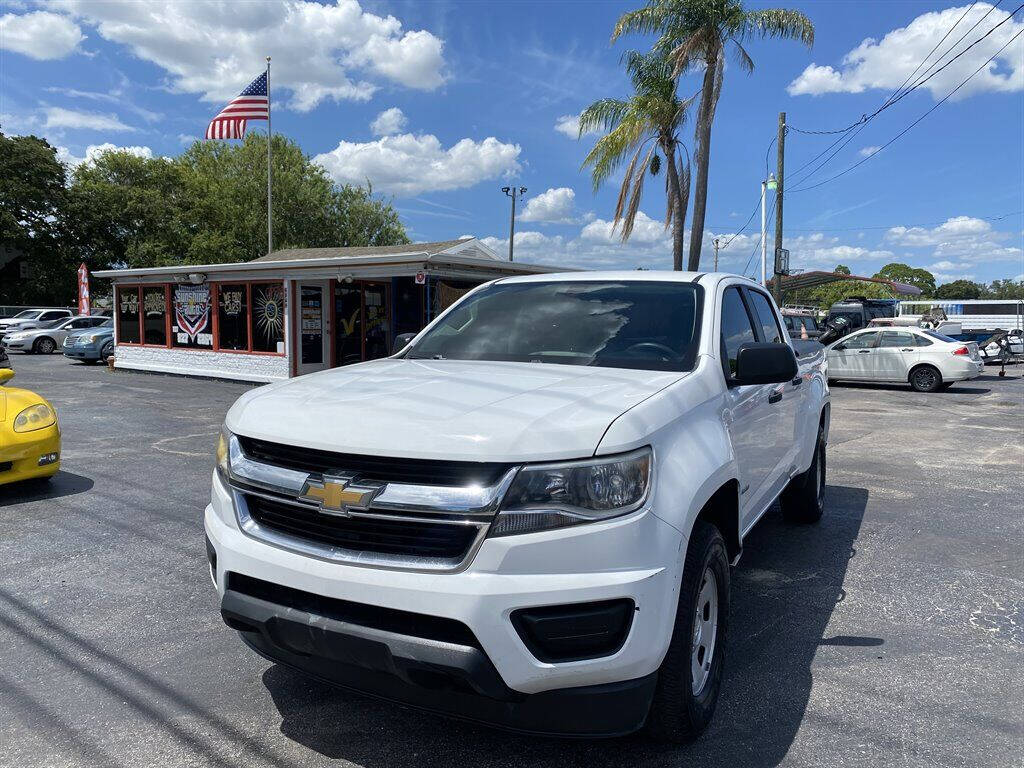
[1,0,1022,285]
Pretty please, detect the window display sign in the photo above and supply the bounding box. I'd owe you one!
[252,283,286,353]
[173,284,213,348]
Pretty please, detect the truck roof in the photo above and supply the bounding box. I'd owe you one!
[493,271,758,285]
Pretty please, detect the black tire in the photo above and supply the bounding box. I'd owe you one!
[781,425,826,524]
[909,364,942,393]
[100,341,114,360]
[646,521,730,743]
[34,337,56,354]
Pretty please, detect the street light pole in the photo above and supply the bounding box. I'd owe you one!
[502,186,527,262]
[761,173,776,287]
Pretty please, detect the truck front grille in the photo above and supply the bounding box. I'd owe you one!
[243,493,479,560]
[237,436,512,487]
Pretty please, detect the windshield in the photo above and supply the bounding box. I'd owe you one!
[11,310,43,319]
[37,319,67,329]
[406,280,703,372]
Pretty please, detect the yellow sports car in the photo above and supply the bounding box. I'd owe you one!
[0,367,60,485]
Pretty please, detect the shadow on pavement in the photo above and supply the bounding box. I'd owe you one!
[261,484,870,768]
[0,471,94,506]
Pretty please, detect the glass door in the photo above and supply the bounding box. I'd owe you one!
[297,282,330,376]
[363,282,390,361]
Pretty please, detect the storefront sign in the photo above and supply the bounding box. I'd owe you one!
[174,284,212,346]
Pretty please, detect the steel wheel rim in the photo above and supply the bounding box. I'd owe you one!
[691,567,719,696]
[916,369,936,389]
[39,340,54,353]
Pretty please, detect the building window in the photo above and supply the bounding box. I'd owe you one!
[117,287,141,344]
[172,284,213,349]
[251,282,286,353]
[217,284,249,351]
[142,286,168,345]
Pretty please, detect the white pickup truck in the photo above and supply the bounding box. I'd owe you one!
[206,272,830,741]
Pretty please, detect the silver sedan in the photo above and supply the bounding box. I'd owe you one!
[1,316,111,354]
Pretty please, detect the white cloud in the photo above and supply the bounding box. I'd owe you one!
[788,4,1024,100]
[884,215,1022,262]
[858,146,881,157]
[56,142,155,168]
[49,0,446,111]
[580,211,669,244]
[554,112,601,139]
[370,107,407,136]
[520,187,576,224]
[314,133,521,196]
[0,10,83,60]
[43,106,134,132]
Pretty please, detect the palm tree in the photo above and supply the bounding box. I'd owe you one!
[613,0,814,271]
[579,50,693,270]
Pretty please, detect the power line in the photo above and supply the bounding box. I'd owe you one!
[785,1,999,183]
[789,26,1024,194]
[741,195,777,278]
[707,209,1023,234]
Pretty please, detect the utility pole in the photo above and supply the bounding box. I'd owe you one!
[501,186,527,262]
[772,111,786,304]
[712,238,720,271]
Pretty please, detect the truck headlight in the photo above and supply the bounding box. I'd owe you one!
[13,403,56,432]
[215,425,232,481]
[490,448,652,537]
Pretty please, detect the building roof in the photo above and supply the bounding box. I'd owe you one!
[250,238,488,263]
[92,237,566,280]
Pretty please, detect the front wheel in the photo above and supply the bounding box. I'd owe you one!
[909,365,942,393]
[781,425,826,524]
[100,341,114,360]
[646,521,729,742]
[34,337,56,354]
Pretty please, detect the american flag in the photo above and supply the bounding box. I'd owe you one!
[205,71,269,140]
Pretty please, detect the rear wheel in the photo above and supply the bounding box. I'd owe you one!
[909,365,942,393]
[34,337,56,354]
[646,521,729,743]
[781,425,826,524]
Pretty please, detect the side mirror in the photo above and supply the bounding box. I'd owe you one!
[0,368,14,385]
[734,343,798,386]
[392,332,417,354]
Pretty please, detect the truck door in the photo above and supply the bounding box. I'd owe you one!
[744,289,800,504]
[719,287,781,526]
[874,330,919,381]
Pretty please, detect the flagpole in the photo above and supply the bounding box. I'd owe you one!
[266,55,273,257]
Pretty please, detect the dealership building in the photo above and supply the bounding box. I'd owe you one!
[93,238,559,383]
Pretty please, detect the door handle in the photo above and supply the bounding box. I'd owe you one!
[791,377,803,386]
[901,348,914,351]
[768,390,782,404]
[858,350,871,354]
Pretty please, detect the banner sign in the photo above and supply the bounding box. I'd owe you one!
[174,284,212,344]
[77,264,91,315]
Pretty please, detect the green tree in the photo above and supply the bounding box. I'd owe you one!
[612,0,814,270]
[873,262,936,295]
[579,50,692,269]
[0,132,67,304]
[788,279,895,310]
[834,264,851,275]
[985,279,1024,299]
[934,279,983,299]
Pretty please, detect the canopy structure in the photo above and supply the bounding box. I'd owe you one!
[771,271,923,296]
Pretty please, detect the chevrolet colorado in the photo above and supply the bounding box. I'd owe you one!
[206,272,830,741]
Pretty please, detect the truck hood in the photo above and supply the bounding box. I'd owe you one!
[227,358,684,463]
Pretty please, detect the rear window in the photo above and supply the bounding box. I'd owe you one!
[923,330,957,343]
[407,280,704,372]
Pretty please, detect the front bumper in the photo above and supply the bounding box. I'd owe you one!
[62,340,105,360]
[205,472,683,735]
[0,425,60,485]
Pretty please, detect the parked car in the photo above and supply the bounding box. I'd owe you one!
[207,273,830,741]
[62,322,115,363]
[825,327,984,392]
[2,315,110,354]
[0,367,60,485]
[781,308,821,339]
[0,309,74,342]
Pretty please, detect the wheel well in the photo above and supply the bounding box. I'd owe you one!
[695,480,740,561]
[907,362,941,382]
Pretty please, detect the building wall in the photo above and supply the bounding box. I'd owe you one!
[114,344,288,383]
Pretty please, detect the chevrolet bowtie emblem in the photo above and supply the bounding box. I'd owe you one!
[298,475,381,517]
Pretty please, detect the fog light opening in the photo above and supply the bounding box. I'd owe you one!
[37,452,59,466]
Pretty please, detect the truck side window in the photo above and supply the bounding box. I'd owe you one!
[746,290,784,344]
[720,287,757,379]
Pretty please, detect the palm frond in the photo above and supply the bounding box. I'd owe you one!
[611,5,667,42]
[580,116,646,191]
[578,98,630,135]
[619,144,656,241]
[614,140,648,222]
[744,9,815,47]
[729,38,754,73]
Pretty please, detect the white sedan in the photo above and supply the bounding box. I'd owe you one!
[826,327,984,392]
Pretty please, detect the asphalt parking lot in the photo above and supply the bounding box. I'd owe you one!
[1,354,1021,768]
